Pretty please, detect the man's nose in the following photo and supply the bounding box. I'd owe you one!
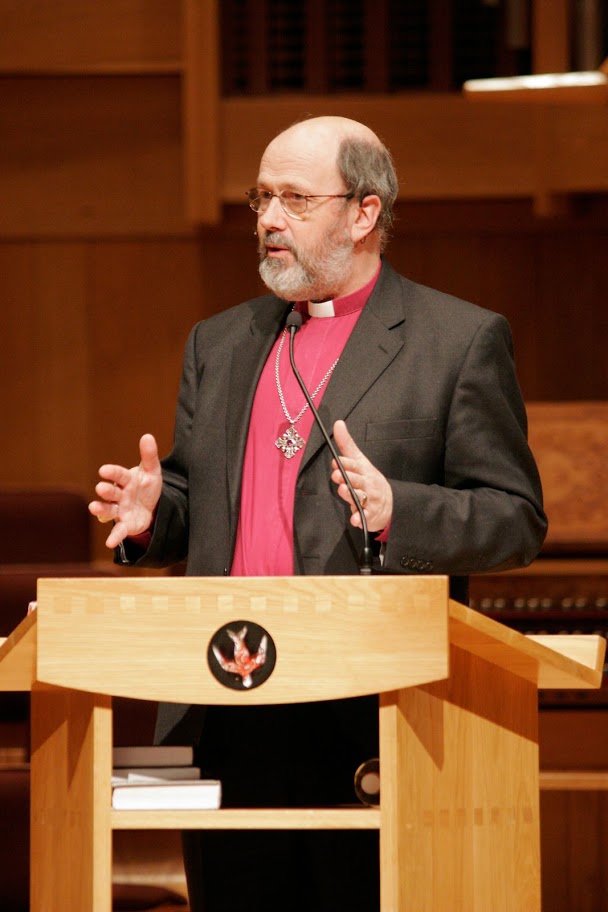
[258,194,288,231]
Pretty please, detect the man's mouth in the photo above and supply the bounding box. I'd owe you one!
[262,234,294,259]
[265,245,291,258]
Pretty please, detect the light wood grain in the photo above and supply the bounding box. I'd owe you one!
[30,685,113,912]
[0,576,603,912]
[34,575,450,703]
[380,648,541,911]
[0,611,36,690]
[449,599,605,689]
[3,580,602,700]
[528,634,606,676]
[112,807,381,830]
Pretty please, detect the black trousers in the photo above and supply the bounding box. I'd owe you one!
[183,696,380,912]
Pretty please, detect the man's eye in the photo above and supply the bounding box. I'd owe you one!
[260,190,273,200]
[284,192,305,202]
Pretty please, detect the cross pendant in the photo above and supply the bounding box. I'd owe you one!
[275,425,305,459]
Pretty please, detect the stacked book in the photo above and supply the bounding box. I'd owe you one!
[111,745,221,810]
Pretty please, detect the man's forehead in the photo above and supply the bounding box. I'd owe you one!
[258,131,341,187]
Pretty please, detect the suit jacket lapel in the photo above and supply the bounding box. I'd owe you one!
[299,262,407,471]
[225,297,291,514]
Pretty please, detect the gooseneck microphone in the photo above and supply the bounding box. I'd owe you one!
[285,311,373,575]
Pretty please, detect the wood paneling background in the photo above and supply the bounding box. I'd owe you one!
[1,4,608,907]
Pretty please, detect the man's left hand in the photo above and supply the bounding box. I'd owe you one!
[331,419,393,532]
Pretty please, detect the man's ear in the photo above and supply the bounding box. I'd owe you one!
[351,194,382,244]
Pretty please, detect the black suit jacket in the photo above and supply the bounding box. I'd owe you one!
[124,260,547,742]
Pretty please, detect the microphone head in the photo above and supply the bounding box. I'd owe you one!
[286,311,303,330]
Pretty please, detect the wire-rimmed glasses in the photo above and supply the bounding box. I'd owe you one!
[246,188,354,220]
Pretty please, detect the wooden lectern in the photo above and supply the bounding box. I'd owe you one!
[0,575,604,911]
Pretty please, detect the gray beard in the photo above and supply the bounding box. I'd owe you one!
[258,232,354,302]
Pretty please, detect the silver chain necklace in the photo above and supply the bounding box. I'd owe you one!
[274,328,339,459]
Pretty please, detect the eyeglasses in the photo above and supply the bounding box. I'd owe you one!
[246,187,354,220]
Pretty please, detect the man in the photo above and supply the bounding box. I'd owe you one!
[90,116,547,911]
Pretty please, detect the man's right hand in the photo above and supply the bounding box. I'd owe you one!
[88,433,163,549]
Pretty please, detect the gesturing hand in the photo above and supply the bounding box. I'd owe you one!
[88,433,163,548]
[330,420,393,533]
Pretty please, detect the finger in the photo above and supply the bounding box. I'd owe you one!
[95,480,121,502]
[139,434,160,473]
[344,487,369,515]
[335,482,359,510]
[331,466,366,490]
[97,464,132,488]
[104,519,129,549]
[331,456,360,475]
[89,500,109,520]
[333,419,363,460]
[89,498,115,517]
[349,507,363,529]
[90,498,118,521]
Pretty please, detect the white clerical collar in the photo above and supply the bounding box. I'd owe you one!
[307,299,335,318]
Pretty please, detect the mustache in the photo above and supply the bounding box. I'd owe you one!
[259,232,296,254]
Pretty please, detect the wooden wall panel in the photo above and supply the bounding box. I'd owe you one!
[86,240,203,467]
[388,223,608,402]
[182,0,220,222]
[0,239,206,560]
[1,243,39,483]
[550,105,608,193]
[31,245,90,486]
[532,232,608,400]
[0,0,180,71]
[539,709,608,912]
[540,792,608,912]
[198,219,264,312]
[0,76,187,237]
[219,95,608,215]
[532,0,571,74]
[219,95,541,202]
[0,242,89,486]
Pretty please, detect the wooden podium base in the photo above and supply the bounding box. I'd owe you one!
[0,576,600,912]
[30,650,542,912]
[30,684,112,911]
[380,646,541,911]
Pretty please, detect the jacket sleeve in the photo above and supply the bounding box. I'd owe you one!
[382,313,547,575]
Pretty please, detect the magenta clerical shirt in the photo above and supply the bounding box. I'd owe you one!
[230,266,380,577]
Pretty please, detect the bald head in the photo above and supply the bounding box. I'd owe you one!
[271,115,382,151]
